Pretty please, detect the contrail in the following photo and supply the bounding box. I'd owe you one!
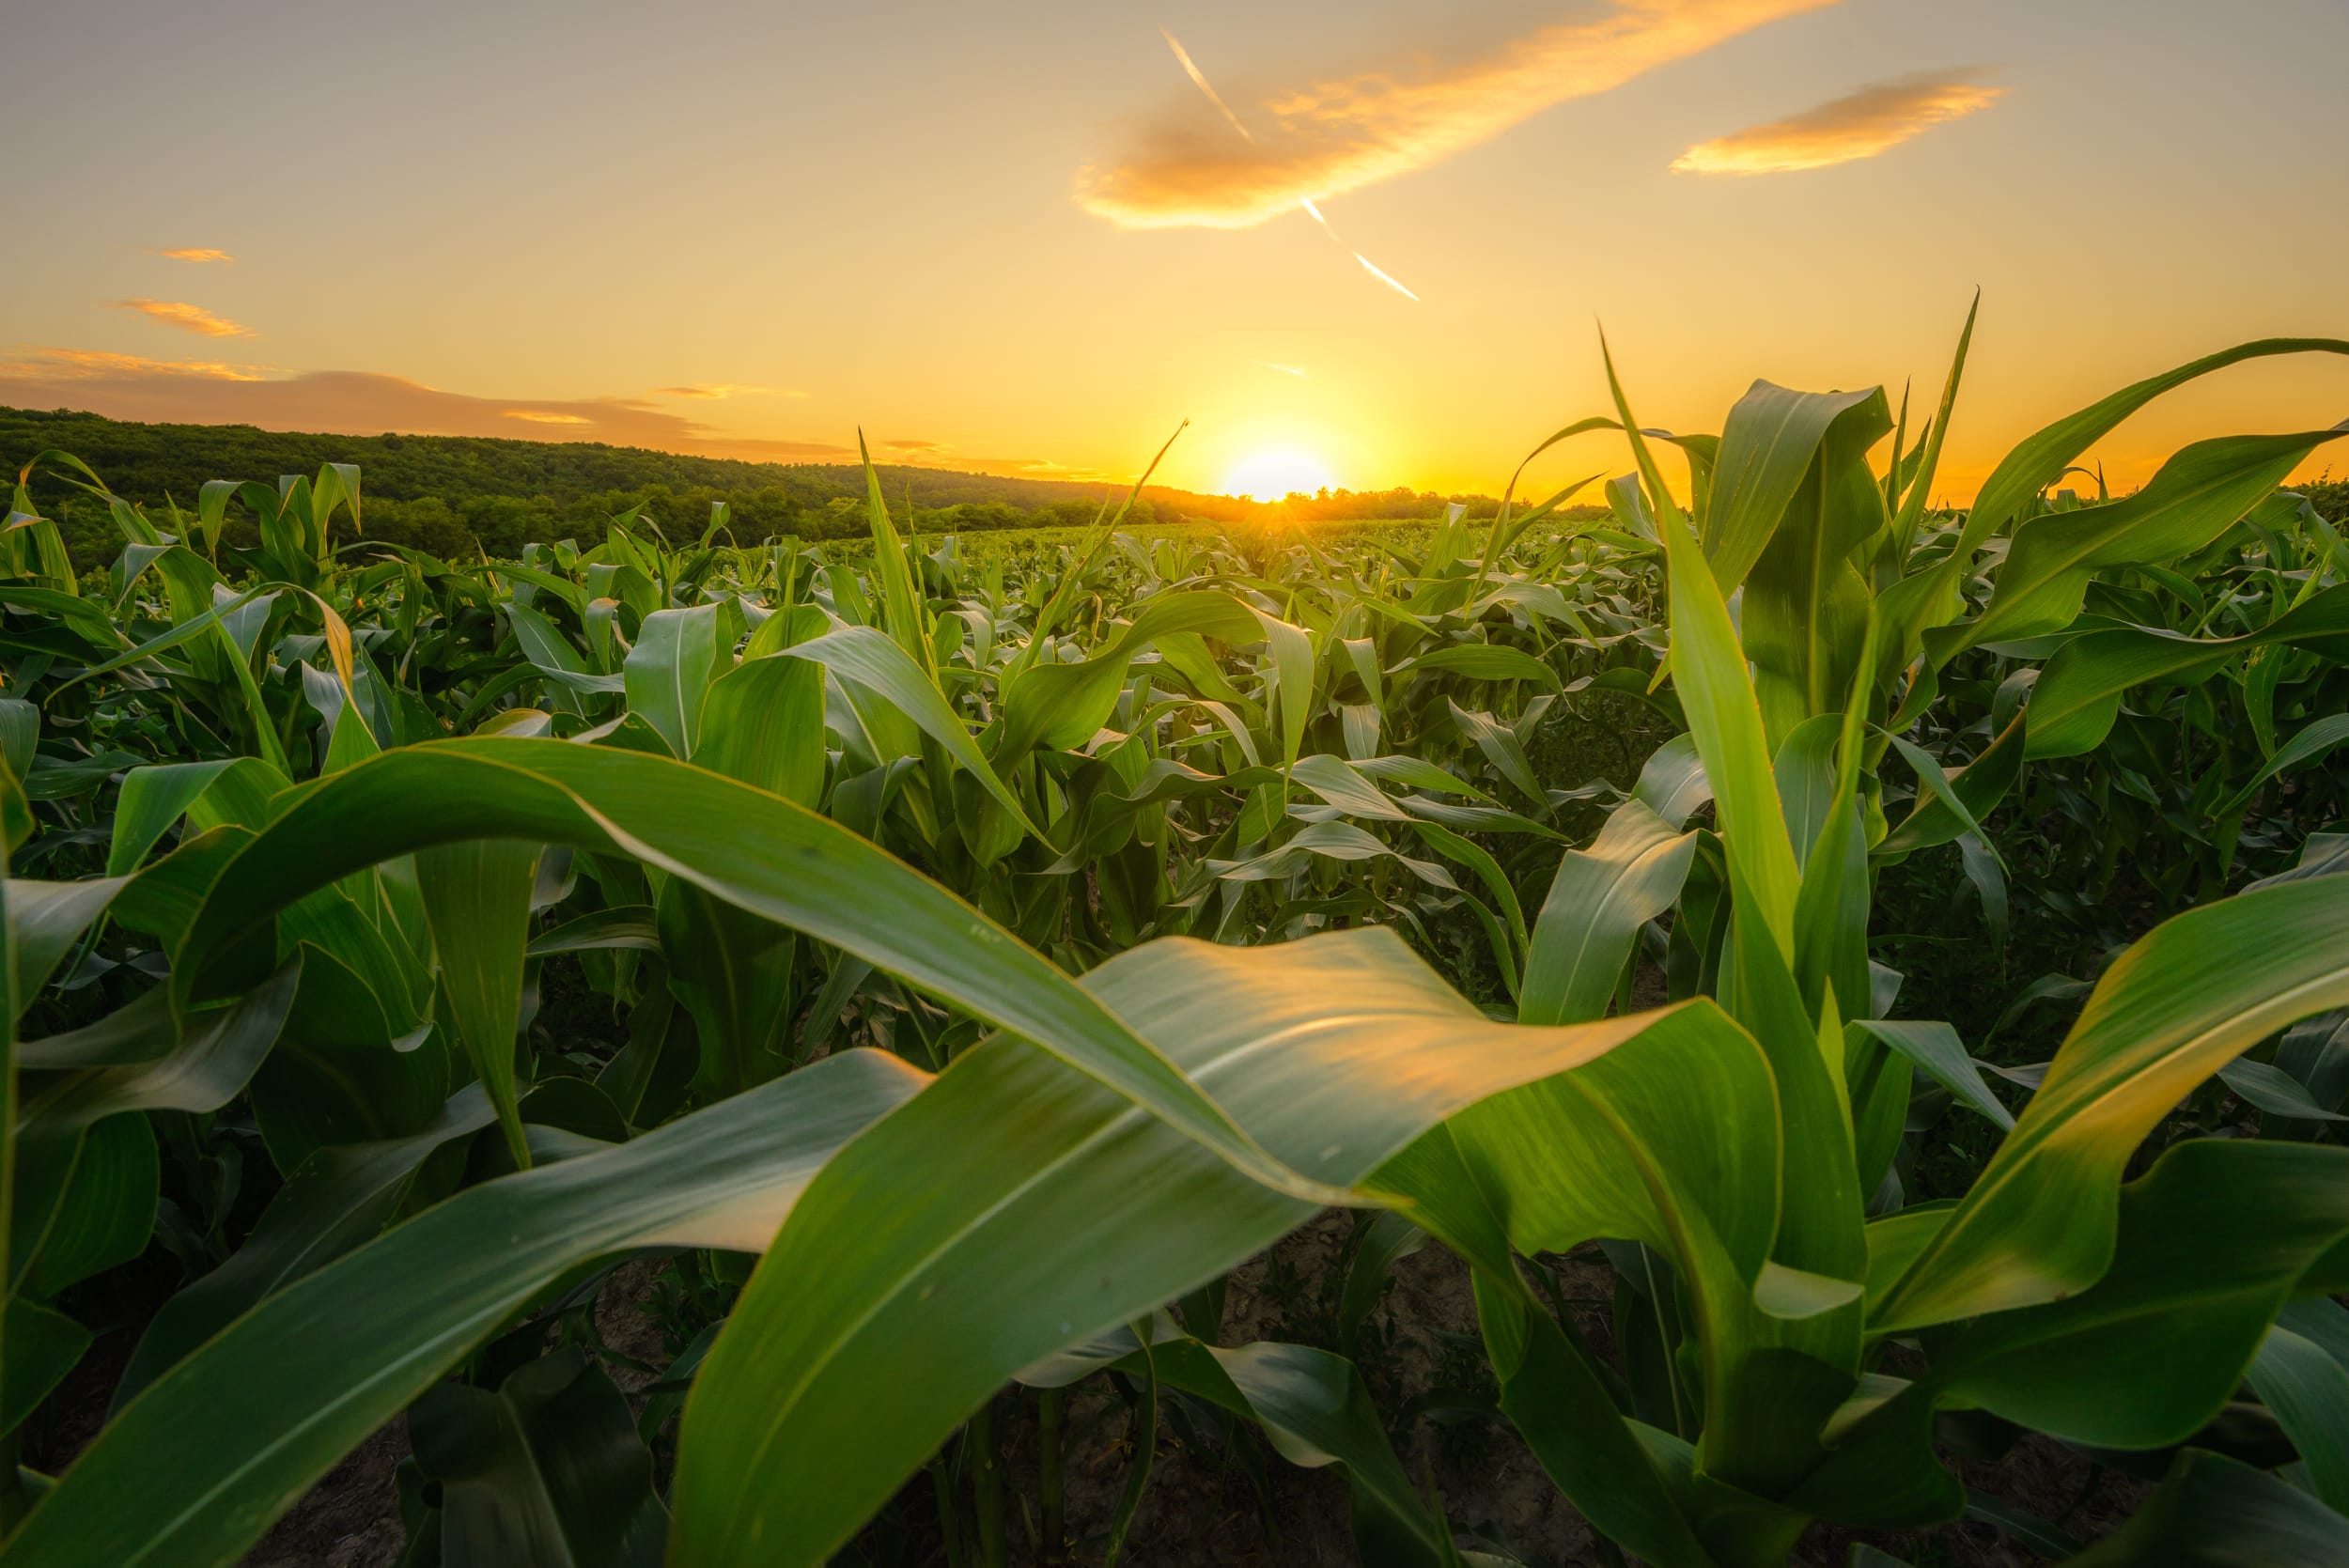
[1299,196,1423,302]
[1255,361,1308,378]
[1160,30,1422,303]
[1161,29,1254,143]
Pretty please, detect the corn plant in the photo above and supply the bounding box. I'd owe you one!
[1,315,2346,1567]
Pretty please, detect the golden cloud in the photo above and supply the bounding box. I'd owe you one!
[502,410,592,425]
[106,298,253,338]
[652,383,805,400]
[1,346,273,382]
[142,246,235,263]
[1672,73,2005,174]
[1079,0,1841,228]
[884,439,944,452]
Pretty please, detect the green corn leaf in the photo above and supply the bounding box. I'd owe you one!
[2248,1323,2349,1514]
[994,591,1261,763]
[164,739,1355,1206]
[2024,583,2349,759]
[1937,426,2349,662]
[1847,1020,2013,1130]
[621,602,728,759]
[2215,713,2349,818]
[3,1049,926,1568]
[1958,336,2349,564]
[1605,341,1802,958]
[1519,800,1694,1027]
[406,1348,667,1568]
[857,430,934,678]
[779,627,1034,834]
[1700,382,1886,596]
[112,1087,506,1409]
[2066,1449,2349,1567]
[1875,877,2349,1330]
[666,927,1734,1563]
[415,838,539,1169]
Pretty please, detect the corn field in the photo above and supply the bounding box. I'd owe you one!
[4,314,2349,1567]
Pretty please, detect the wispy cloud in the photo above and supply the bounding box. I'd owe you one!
[502,410,592,425]
[652,383,806,400]
[1152,35,1425,299]
[1080,0,1840,229]
[1256,362,1309,379]
[1,346,275,383]
[1672,72,2005,174]
[142,246,235,264]
[107,298,252,338]
[885,438,945,452]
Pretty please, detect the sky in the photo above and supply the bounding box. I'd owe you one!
[6,0,2346,503]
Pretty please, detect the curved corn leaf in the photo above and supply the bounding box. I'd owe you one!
[3,1048,927,1568]
[1875,877,2349,1329]
[2024,583,2349,760]
[666,927,1731,1564]
[166,737,1353,1205]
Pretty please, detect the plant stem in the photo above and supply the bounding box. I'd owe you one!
[970,1395,1006,1568]
[930,1454,968,1568]
[1037,1385,1066,1565]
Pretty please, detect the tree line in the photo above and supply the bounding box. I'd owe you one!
[3,406,1517,567]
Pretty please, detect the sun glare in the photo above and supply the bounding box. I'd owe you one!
[1222,448,1335,502]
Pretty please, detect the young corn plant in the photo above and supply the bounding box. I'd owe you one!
[2,314,2347,1567]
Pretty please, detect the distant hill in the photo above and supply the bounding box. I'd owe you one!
[2,405,1504,567]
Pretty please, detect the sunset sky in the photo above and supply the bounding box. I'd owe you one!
[8,0,2345,502]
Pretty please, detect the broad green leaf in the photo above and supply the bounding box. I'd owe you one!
[2,1297,93,1435]
[407,1349,666,1568]
[1703,381,1885,595]
[167,738,1353,1206]
[2064,1450,2349,1567]
[621,602,727,759]
[3,1049,926,1568]
[1628,405,1801,953]
[1847,1020,2013,1131]
[994,591,1260,763]
[2217,712,2349,817]
[1876,877,2349,1329]
[1939,427,2349,660]
[857,431,934,676]
[1730,386,1890,745]
[780,626,1034,833]
[1401,644,1561,691]
[1911,1141,2349,1449]
[1958,336,2349,563]
[416,839,539,1168]
[695,653,825,808]
[2249,1325,2349,1514]
[2024,583,2349,759]
[1520,800,1694,1026]
[113,1088,505,1408]
[667,927,1730,1563]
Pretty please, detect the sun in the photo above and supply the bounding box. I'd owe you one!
[1222,448,1335,503]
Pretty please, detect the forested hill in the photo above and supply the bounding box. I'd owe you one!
[1,405,1501,567]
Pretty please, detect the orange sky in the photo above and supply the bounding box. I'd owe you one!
[6,0,2345,503]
